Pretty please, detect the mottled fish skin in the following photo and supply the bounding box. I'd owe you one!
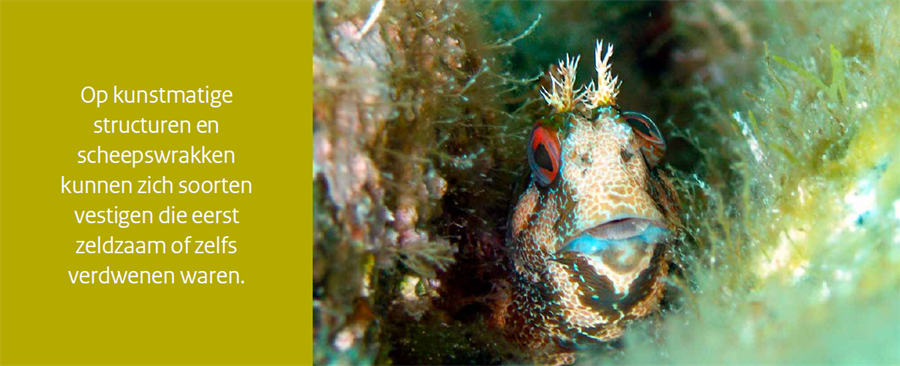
[504,43,681,364]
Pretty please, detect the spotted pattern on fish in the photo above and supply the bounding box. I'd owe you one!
[502,44,681,364]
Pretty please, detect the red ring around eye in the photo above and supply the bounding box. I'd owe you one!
[622,111,666,167]
[624,113,665,146]
[528,125,561,186]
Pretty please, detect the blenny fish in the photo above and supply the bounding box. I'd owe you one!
[503,41,681,364]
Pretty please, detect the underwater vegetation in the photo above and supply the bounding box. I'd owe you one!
[313,0,900,364]
[606,1,900,364]
[313,0,534,363]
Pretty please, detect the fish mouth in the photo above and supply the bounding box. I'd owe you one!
[557,217,670,255]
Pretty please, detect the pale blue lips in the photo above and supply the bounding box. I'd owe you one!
[557,219,669,256]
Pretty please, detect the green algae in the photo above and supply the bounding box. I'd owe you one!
[601,1,900,364]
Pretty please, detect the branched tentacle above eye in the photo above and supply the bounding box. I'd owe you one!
[580,40,621,110]
[540,41,621,115]
[540,54,582,114]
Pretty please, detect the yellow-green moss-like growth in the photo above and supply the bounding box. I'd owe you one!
[597,1,900,364]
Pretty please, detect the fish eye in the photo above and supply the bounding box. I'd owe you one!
[528,124,561,187]
[623,111,666,167]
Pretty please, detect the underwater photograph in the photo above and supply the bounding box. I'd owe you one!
[313,1,900,364]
